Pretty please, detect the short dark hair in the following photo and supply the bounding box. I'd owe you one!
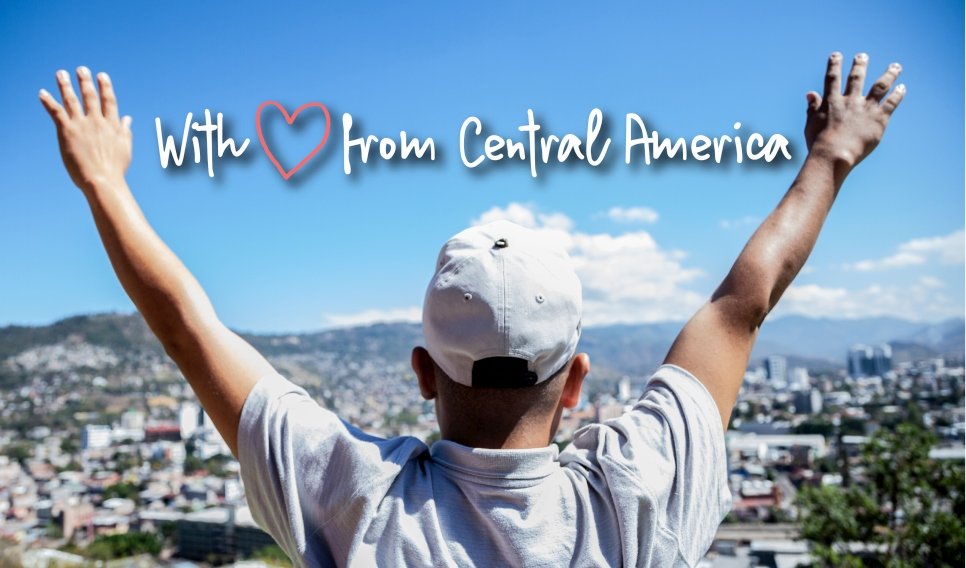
[433,360,569,428]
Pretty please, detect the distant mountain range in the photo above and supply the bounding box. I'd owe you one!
[0,313,961,386]
[751,315,964,370]
[579,315,964,376]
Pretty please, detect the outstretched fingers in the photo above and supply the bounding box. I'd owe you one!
[97,72,119,121]
[44,67,125,127]
[843,53,869,96]
[880,83,906,115]
[822,52,842,101]
[867,63,902,103]
[55,69,82,117]
[76,66,101,117]
[39,88,67,125]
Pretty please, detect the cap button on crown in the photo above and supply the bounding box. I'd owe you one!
[494,238,508,248]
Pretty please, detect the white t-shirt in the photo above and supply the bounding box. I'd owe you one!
[238,364,732,567]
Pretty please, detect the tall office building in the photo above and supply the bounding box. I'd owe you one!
[848,343,892,377]
[872,344,892,376]
[765,355,787,384]
[794,388,823,415]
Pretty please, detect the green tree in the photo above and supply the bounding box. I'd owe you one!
[60,436,79,455]
[84,532,161,560]
[56,459,83,473]
[102,481,141,504]
[251,544,292,567]
[794,419,835,438]
[796,423,965,567]
[1,442,32,465]
[183,454,204,474]
[838,416,866,437]
[797,484,881,564]
[203,454,233,478]
[159,521,177,546]
[111,451,139,474]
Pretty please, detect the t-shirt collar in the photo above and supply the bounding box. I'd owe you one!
[429,439,560,486]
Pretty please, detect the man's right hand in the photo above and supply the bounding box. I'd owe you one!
[664,53,905,429]
[804,52,905,175]
[39,67,132,195]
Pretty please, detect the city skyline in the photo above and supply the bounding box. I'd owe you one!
[2,307,961,565]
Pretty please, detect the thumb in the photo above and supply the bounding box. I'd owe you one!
[806,91,822,113]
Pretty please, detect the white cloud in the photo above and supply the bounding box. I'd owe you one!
[321,211,962,331]
[719,215,760,230]
[777,284,851,314]
[845,229,965,271]
[598,206,659,224]
[473,202,574,231]
[323,202,705,329]
[847,252,925,271]
[321,306,421,329]
[470,202,705,325]
[772,280,960,322]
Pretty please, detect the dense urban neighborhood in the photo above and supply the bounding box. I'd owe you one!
[0,313,963,567]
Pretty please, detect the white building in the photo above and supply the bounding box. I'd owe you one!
[618,377,632,402]
[790,367,810,391]
[765,355,788,385]
[726,433,828,463]
[81,425,111,450]
[110,427,145,443]
[179,402,200,440]
[120,409,145,431]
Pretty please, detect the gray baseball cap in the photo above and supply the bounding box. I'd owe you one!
[422,220,583,388]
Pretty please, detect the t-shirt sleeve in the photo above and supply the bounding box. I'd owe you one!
[236,372,427,564]
[560,363,732,566]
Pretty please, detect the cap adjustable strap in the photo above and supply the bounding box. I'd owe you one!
[471,357,538,388]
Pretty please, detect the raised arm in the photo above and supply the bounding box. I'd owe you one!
[664,53,905,429]
[38,67,275,456]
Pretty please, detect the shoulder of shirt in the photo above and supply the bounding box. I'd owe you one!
[253,370,308,395]
[646,363,718,401]
[563,362,724,446]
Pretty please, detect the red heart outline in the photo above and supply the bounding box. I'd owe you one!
[256,101,331,181]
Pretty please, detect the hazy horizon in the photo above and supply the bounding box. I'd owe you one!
[2,308,962,337]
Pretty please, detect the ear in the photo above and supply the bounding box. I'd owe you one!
[560,353,589,409]
[412,346,438,401]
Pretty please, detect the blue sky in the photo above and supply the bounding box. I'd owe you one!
[1,1,962,333]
